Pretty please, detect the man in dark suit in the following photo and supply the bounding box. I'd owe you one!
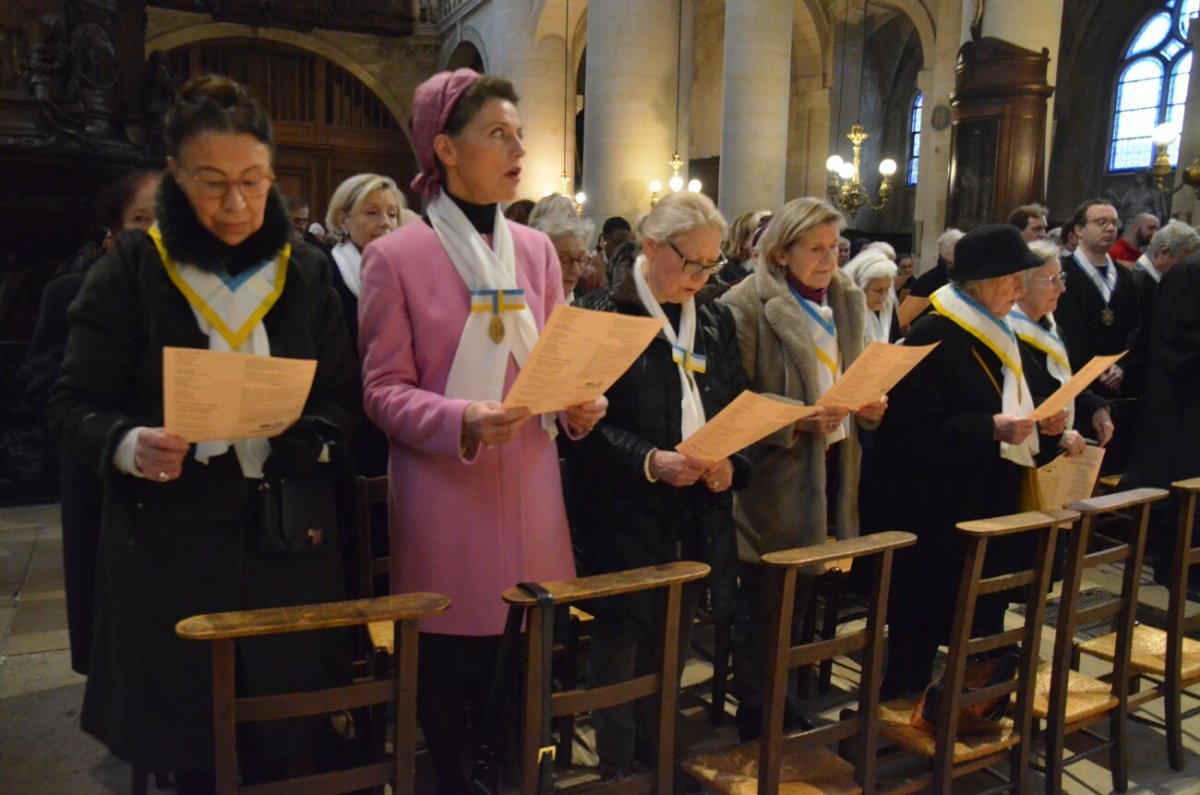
[1054,199,1142,471]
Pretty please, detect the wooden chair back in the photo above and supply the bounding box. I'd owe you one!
[1041,488,1165,793]
[355,475,390,599]
[501,560,711,795]
[878,508,1078,794]
[688,531,916,795]
[176,592,449,795]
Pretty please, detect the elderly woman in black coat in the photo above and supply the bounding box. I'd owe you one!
[47,76,358,792]
[862,225,1070,696]
[564,190,750,777]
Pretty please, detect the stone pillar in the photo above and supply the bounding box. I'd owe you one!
[975,0,1064,194]
[581,3,679,224]
[490,3,572,199]
[911,0,968,274]
[717,0,793,219]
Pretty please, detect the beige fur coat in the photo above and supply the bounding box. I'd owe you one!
[720,263,869,562]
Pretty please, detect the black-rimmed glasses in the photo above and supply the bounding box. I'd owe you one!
[669,242,726,276]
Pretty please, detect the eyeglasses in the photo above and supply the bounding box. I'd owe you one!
[180,168,275,200]
[1030,272,1068,286]
[669,242,727,276]
[558,255,589,270]
[1087,217,1119,229]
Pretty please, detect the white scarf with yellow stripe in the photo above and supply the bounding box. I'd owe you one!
[150,223,286,477]
[792,289,847,445]
[1010,308,1075,428]
[931,284,1038,466]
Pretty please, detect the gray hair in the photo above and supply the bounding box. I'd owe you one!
[937,228,964,260]
[530,213,594,249]
[1146,219,1200,259]
[528,193,577,225]
[1047,227,1062,246]
[1022,240,1062,284]
[325,173,404,242]
[844,249,898,289]
[866,240,897,261]
[640,190,727,243]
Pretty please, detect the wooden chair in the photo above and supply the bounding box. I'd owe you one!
[876,508,1078,795]
[1077,476,1200,771]
[501,560,711,795]
[354,474,390,600]
[1033,487,1166,795]
[680,531,917,795]
[175,592,449,795]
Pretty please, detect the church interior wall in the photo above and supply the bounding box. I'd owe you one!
[1048,0,1173,225]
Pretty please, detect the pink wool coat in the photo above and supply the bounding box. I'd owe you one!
[359,219,576,636]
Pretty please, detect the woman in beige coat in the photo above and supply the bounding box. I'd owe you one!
[720,196,886,739]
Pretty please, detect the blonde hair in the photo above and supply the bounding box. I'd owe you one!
[721,209,769,259]
[640,190,727,243]
[325,173,404,243]
[756,197,844,270]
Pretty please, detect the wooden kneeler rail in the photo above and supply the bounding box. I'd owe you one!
[680,531,917,795]
[176,592,450,795]
[502,561,711,795]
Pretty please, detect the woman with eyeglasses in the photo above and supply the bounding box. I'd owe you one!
[1012,240,1114,457]
[530,212,593,302]
[562,190,750,777]
[48,75,359,792]
[718,197,886,739]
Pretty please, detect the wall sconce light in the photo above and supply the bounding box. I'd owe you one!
[1151,123,1200,197]
[649,179,662,207]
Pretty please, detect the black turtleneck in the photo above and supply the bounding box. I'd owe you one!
[423,188,497,235]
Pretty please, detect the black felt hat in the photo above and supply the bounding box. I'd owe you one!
[952,224,1045,281]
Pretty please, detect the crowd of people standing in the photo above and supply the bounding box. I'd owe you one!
[29,67,1200,793]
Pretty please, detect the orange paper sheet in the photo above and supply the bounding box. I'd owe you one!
[502,305,664,414]
[676,390,819,463]
[163,347,316,442]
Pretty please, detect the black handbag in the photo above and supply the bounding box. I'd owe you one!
[256,468,338,554]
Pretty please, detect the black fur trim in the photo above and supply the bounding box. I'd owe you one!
[155,174,291,274]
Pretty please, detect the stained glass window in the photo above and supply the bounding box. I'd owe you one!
[907,92,922,186]
[1109,1,1195,171]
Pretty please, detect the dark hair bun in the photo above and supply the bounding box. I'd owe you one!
[163,74,273,159]
[178,74,247,108]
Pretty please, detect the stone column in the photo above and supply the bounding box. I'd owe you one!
[581,3,680,224]
[489,3,572,199]
[974,0,1065,194]
[717,0,793,220]
[911,0,965,276]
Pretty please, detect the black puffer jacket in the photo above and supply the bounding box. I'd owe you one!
[563,271,751,624]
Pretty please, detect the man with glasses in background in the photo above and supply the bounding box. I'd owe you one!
[1054,198,1144,472]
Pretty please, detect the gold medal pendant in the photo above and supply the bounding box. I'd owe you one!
[488,314,506,344]
[1101,307,1115,326]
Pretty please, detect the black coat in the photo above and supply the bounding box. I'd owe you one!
[46,182,360,771]
[1018,332,1109,442]
[862,314,1041,637]
[1123,255,1200,508]
[563,274,751,625]
[1054,254,1142,398]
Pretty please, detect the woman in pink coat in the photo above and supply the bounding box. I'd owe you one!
[358,69,605,792]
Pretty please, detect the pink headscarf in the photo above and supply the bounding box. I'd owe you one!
[410,68,483,198]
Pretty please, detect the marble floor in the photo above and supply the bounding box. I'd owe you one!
[3,501,1200,794]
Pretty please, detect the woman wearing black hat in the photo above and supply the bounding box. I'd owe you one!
[861,223,1070,696]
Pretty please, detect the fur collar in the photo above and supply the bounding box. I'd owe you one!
[751,260,867,404]
[155,174,291,274]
